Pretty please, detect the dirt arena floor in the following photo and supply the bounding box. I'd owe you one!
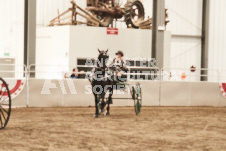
[1,107,226,151]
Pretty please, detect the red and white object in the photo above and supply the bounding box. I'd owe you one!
[219,83,226,98]
[107,28,118,35]
[0,79,26,100]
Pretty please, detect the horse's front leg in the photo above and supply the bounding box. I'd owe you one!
[100,92,106,113]
[94,94,99,118]
[106,87,113,116]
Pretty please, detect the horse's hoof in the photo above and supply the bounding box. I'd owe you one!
[104,112,110,116]
[93,114,99,118]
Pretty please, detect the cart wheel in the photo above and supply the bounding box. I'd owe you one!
[0,78,11,130]
[131,86,136,100]
[134,83,142,116]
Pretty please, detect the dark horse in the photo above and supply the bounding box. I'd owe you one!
[91,49,114,118]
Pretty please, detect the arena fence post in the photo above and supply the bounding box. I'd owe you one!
[26,65,30,107]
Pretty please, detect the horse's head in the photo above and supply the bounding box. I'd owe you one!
[97,49,109,67]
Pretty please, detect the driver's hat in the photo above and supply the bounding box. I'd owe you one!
[115,50,124,57]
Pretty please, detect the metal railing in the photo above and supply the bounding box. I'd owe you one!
[29,64,160,80]
[2,64,226,107]
[0,64,225,82]
[219,69,226,82]
[161,68,220,82]
[0,64,27,78]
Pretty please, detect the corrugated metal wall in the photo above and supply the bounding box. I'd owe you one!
[208,0,226,81]
[0,0,24,66]
[208,0,226,71]
[37,0,73,27]
[165,0,203,69]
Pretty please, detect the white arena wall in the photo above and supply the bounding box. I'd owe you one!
[1,0,226,81]
[36,26,153,60]
[10,78,226,107]
[165,0,202,70]
[36,26,171,79]
[36,0,203,70]
[208,0,226,80]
